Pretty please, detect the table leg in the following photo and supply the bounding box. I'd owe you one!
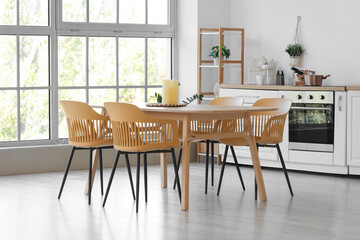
[181,115,191,211]
[160,153,167,188]
[244,114,267,202]
[85,149,99,195]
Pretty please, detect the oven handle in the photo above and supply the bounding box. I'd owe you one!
[338,95,342,111]
[291,106,333,111]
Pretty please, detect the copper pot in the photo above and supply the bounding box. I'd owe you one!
[304,74,330,86]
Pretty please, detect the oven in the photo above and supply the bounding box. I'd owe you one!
[288,91,334,152]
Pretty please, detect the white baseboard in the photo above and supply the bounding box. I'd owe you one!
[0,144,196,176]
[223,155,348,175]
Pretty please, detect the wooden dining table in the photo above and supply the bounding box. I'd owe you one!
[86,104,277,211]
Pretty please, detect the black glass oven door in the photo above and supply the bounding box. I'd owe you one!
[289,103,334,145]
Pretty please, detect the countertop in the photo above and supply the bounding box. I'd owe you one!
[346,86,360,90]
[220,84,347,91]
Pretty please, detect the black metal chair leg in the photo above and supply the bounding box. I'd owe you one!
[217,145,229,196]
[136,153,141,213]
[103,151,121,207]
[144,153,148,203]
[211,141,215,186]
[88,148,93,205]
[125,154,136,200]
[255,177,257,200]
[58,146,76,199]
[205,140,210,194]
[99,148,104,195]
[230,146,245,191]
[171,148,182,203]
[276,144,294,196]
[173,148,182,190]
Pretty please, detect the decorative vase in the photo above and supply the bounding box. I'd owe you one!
[289,56,301,67]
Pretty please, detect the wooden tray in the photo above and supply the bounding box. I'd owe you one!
[146,103,186,107]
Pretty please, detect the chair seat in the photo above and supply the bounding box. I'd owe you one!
[220,136,281,146]
[113,142,180,153]
[69,139,113,148]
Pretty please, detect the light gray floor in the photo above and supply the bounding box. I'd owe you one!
[1,161,360,240]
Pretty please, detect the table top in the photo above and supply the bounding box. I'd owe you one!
[137,104,278,113]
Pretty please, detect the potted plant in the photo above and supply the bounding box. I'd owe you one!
[209,45,231,65]
[285,43,305,66]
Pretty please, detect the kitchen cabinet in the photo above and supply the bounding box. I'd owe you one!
[218,86,348,174]
[278,91,289,163]
[334,92,347,166]
[347,91,360,167]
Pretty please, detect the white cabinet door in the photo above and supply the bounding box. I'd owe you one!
[334,91,347,166]
[278,91,289,162]
[347,91,360,166]
[219,88,279,162]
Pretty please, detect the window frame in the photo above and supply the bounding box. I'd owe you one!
[57,0,176,34]
[0,0,176,148]
[0,0,56,147]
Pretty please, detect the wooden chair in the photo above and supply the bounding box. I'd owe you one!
[173,97,245,194]
[217,98,293,199]
[58,101,135,205]
[102,102,181,212]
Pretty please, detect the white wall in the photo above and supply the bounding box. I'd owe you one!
[198,0,231,28]
[177,0,232,99]
[228,0,360,86]
[197,0,237,92]
[193,0,360,86]
[176,0,198,100]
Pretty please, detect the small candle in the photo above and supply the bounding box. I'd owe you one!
[162,79,179,105]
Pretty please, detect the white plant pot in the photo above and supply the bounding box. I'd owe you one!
[289,56,301,67]
[213,56,224,66]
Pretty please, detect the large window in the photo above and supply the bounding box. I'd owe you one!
[0,0,175,146]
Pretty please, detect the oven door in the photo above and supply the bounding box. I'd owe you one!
[289,103,334,152]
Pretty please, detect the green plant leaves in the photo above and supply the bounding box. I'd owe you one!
[285,44,305,57]
[150,92,162,103]
[151,92,203,105]
[209,45,231,59]
[182,94,203,104]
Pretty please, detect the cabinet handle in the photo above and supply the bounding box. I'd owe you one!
[338,95,342,111]
[291,106,332,111]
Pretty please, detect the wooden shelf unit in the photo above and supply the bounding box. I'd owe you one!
[197,27,245,163]
[198,28,245,96]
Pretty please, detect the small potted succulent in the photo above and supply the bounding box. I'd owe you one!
[209,45,231,65]
[285,43,305,66]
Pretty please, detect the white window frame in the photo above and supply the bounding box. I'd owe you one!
[57,0,176,34]
[0,0,56,147]
[0,0,176,148]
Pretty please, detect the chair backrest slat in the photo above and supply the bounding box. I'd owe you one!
[104,102,180,152]
[60,101,112,147]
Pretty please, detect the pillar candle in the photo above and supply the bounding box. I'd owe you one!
[162,79,179,105]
